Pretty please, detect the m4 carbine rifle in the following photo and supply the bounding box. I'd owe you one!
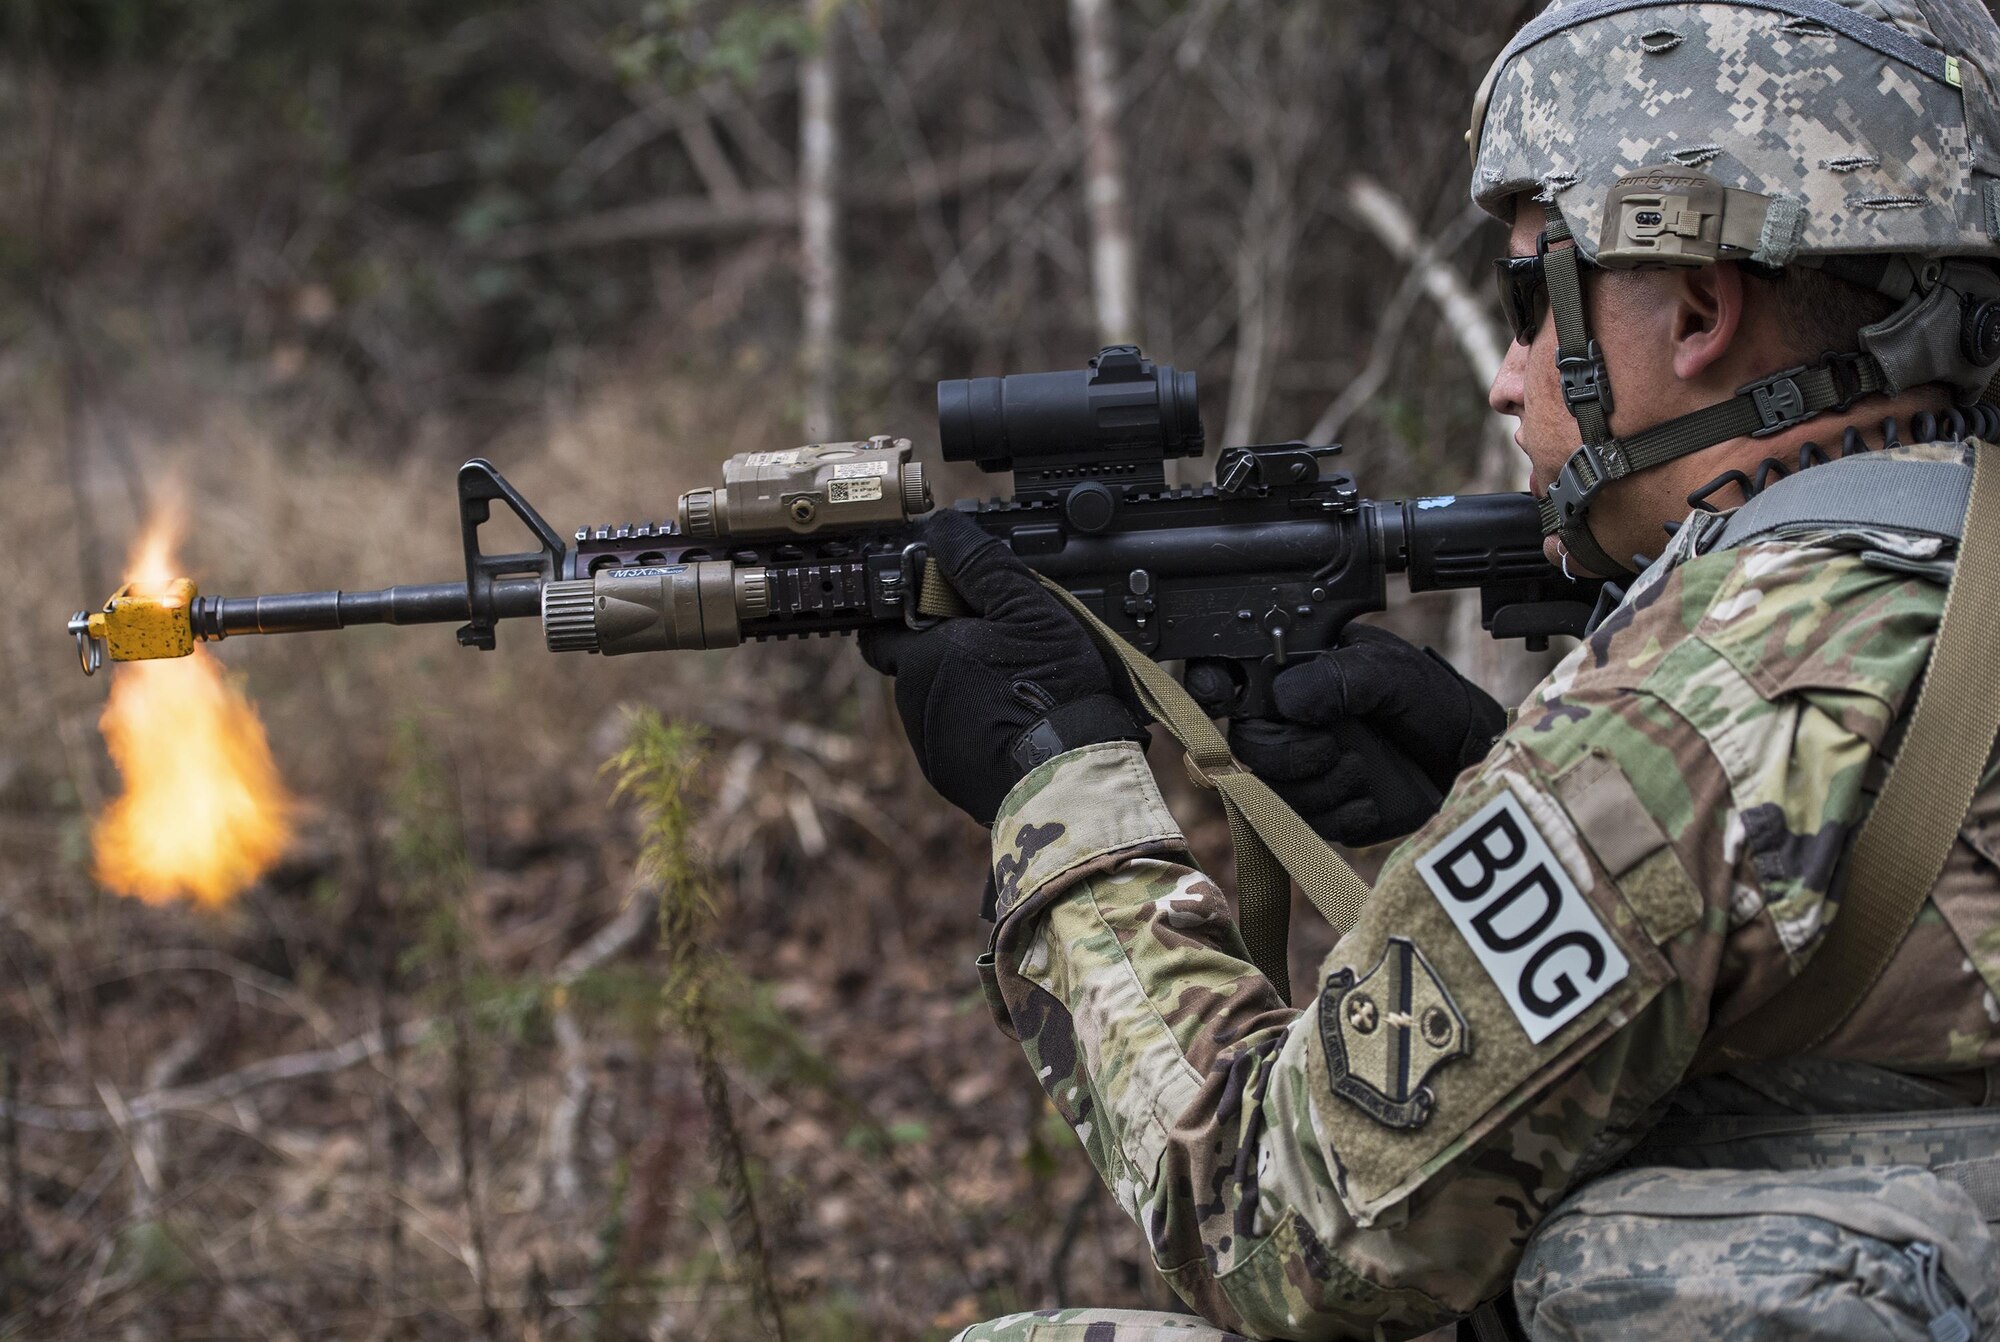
[67,346,1599,717]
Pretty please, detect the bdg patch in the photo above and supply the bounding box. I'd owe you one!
[1415,793,1629,1045]
[1318,937,1469,1129]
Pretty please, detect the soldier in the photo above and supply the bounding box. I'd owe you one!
[861,0,2000,1337]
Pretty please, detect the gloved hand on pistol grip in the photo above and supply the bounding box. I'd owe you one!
[1227,625,1507,848]
[857,509,1148,826]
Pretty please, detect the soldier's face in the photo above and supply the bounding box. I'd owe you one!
[1488,201,1687,575]
[1490,208,1596,569]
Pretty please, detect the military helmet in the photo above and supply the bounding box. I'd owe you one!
[1471,0,2000,266]
[1466,0,2000,579]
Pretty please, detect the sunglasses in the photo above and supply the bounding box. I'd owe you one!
[1491,230,1588,346]
[1492,251,1545,346]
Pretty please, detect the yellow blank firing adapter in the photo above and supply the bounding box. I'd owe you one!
[68,578,199,675]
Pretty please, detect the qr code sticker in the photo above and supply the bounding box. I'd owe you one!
[827,478,884,504]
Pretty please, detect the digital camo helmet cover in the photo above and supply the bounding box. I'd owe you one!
[1469,0,2000,265]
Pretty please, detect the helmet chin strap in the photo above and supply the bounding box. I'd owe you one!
[1535,203,1889,580]
[1537,208,1628,578]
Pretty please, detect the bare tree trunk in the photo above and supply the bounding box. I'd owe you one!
[1070,0,1138,345]
[799,1,843,442]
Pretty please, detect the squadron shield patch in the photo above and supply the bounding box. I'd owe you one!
[1318,937,1469,1129]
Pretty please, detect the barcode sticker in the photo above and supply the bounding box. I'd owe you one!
[827,478,884,503]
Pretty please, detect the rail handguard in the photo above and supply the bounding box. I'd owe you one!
[69,347,1600,717]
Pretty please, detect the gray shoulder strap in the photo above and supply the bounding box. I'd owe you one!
[1713,454,1972,553]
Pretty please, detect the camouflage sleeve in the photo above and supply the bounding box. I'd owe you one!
[981,534,1953,1341]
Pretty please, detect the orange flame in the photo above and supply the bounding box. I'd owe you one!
[93,512,295,908]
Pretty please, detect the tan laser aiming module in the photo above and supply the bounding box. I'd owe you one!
[678,437,928,540]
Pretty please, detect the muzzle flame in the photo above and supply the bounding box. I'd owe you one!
[93,514,295,907]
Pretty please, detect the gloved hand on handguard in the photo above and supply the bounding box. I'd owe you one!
[857,509,1148,826]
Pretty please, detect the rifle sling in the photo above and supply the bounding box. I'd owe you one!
[917,562,1373,1002]
[1697,443,2000,1070]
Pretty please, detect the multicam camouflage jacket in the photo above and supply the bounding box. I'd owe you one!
[975,441,2000,1339]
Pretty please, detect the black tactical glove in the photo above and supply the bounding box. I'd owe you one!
[858,510,1148,825]
[1229,625,1506,848]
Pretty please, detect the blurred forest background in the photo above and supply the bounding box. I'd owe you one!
[2,0,1552,1337]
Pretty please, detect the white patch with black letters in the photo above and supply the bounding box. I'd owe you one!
[1415,793,1628,1044]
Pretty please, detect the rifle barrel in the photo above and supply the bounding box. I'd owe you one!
[190,579,543,640]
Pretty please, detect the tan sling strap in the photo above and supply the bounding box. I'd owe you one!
[917,561,1373,1003]
[1699,443,2000,1070]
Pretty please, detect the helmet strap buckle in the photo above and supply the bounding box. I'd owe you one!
[1744,366,1812,437]
[1559,340,1615,415]
[1546,440,1626,527]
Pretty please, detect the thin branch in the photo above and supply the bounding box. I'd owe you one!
[715,83,797,188]
[898,0,1228,346]
[86,950,344,1043]
[489,190,799,258]
[89,1080,157,1206]
[1048,1180,1097,1307]
[1305,271,1429,447]
[1307,203,1490,445]
[448,1001,497,1337]
[683,702,859,766]
[558,889,660,985]
[1339,176,1507,390]
[2,1055,20,1261]
[680,113,747,204]
[492,139,1047,260]
[553,67,796,202]
[846,5,960,284]
[131,1025,211,1216]
[1,1022,435,1132]
[546,887,658,1204]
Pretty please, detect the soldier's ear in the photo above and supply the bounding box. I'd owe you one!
[1668,261,1745,383]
